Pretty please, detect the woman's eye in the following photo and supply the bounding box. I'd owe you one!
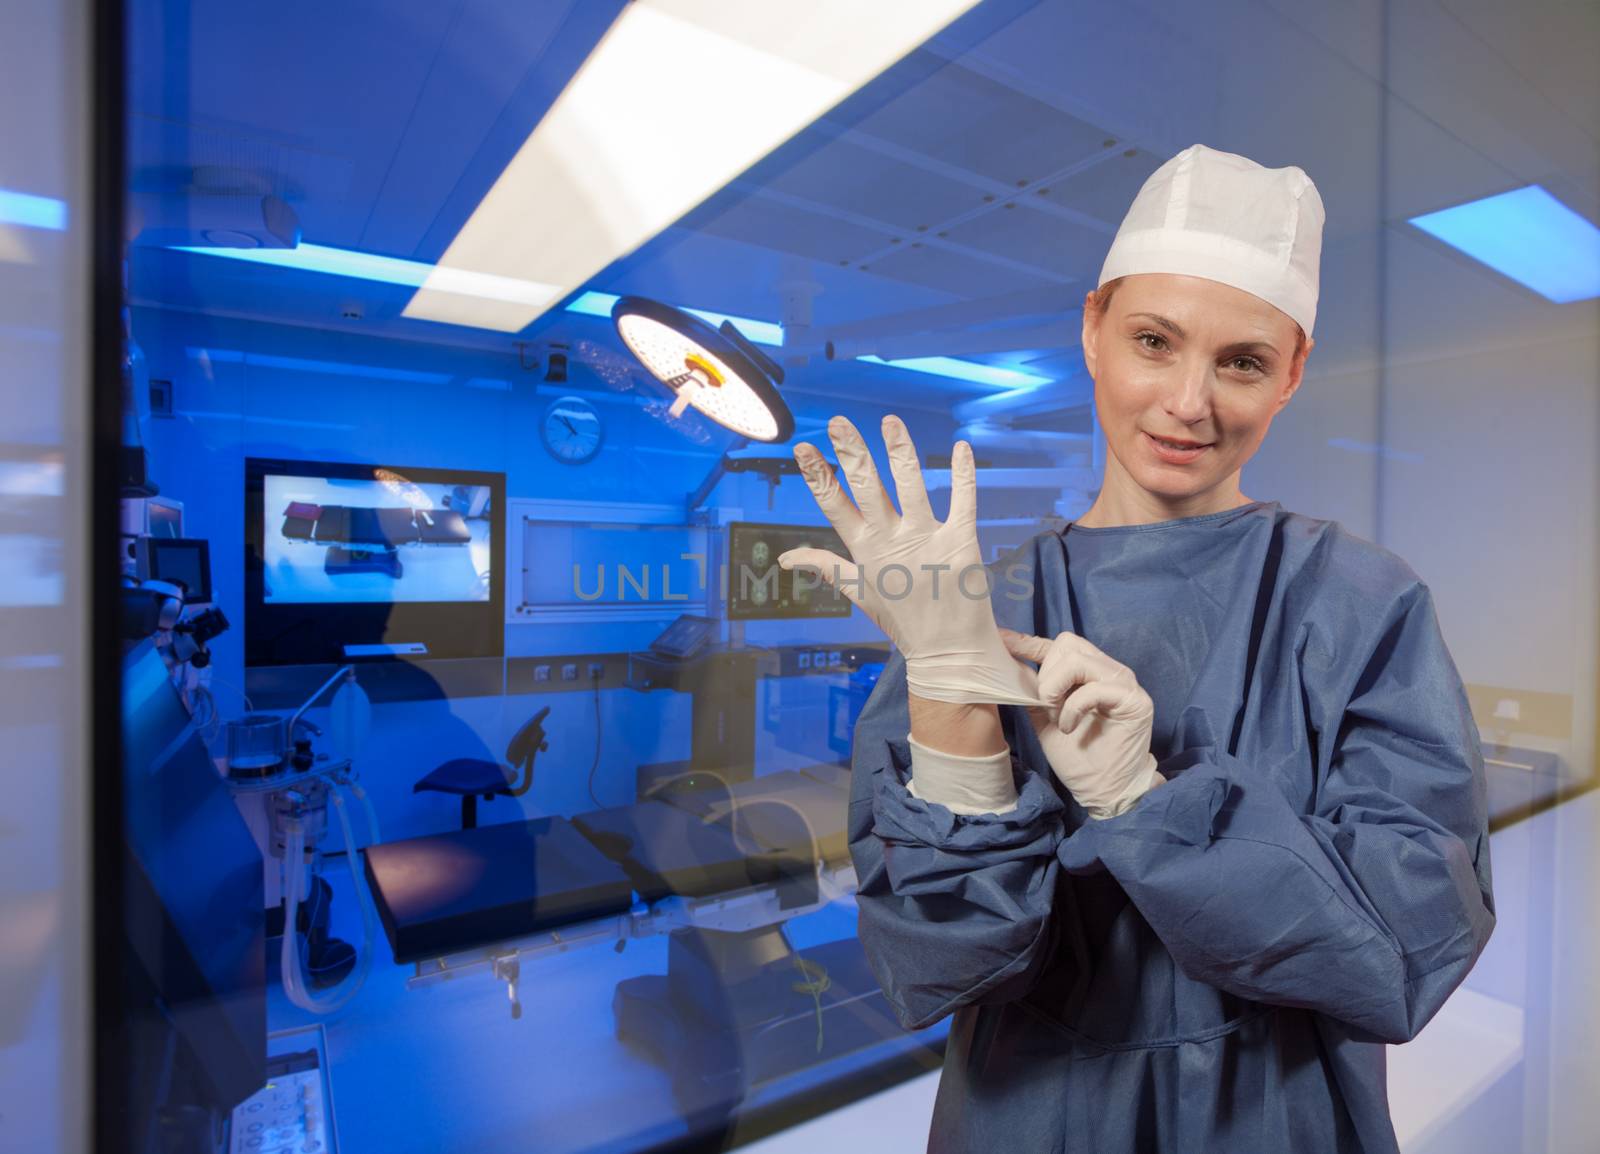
[1135,331,1167,352]
[1228,355,1265,374]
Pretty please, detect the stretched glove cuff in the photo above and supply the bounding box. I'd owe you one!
[904,634,1043,709]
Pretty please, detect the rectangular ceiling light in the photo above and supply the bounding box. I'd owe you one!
[858,354,1052,390]
[0,188,67,231]
[1409,185,1600,303]
[403,0,982,332]
[173,241,558,309]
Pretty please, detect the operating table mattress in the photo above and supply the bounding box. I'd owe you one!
[362,815,633,964]
[569,799,760,902]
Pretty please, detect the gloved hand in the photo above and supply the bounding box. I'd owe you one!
[1000,628,1164,819]
[778,415,1041,708]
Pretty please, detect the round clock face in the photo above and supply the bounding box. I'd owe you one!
[540,395,604,465]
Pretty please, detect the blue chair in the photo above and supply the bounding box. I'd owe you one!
[413,706,549,829]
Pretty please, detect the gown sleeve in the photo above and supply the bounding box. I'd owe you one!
[1057,578,1496,1044]
[848,649,1068,1031]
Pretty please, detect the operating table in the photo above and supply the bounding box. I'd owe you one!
[362,762,900,1115]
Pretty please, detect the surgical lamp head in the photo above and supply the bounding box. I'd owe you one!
[611,296,794,443]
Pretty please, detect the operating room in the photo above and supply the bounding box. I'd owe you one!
[9,0,1595,1152]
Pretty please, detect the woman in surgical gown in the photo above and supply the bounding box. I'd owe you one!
[783,146,1495,1153]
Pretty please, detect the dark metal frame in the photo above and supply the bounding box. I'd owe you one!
[90,0,131,1147]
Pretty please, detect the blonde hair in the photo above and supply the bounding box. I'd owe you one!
[1090,276,1307,363]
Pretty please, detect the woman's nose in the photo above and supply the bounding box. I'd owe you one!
[1162,361,1212,422]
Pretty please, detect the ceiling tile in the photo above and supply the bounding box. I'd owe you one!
[942,202,1106,277]
[1039,149,1163,226]
[865,244,1057,298]
[763,136,988,233]
[850,60,1111,185]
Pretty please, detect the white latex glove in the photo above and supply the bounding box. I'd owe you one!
[1000,628,1165,820]
[778,415,1041,708]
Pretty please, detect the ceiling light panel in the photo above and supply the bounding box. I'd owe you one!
[402,0,982,332]
[1409,185,1600,303]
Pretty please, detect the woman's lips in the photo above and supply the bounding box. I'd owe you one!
[1144,431,1212,463]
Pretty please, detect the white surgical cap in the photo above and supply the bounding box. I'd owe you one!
[1097,143,1325,337]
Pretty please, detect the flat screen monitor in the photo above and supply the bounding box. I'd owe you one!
[136,536,212,603]
[725,521,852,621]
[245,459,504,666]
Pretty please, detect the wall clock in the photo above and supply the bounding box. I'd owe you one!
[540,395,604,465]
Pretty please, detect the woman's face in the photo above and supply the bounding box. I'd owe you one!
[1081,273,1312,505]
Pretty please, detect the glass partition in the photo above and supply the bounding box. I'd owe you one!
[105,2,1597,1152]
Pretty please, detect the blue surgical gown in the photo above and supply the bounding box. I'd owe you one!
[848,499,1495,1153]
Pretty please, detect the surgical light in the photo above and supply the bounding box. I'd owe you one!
[402,0,984,333]
[1408,185,1600,303]
[612,295,793,443]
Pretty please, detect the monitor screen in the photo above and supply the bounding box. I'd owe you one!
[262,473,492,604]
[726,522,852,621]
[140,537,212,603]
[245,459,504,666]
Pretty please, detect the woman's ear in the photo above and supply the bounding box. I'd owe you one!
[1081,291,1102,378]
[1279,334,1314,410]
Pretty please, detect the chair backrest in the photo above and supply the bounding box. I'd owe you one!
[503,705,551,796]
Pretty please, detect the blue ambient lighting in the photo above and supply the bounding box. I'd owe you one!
[858,355,1052,390]
[174,242,434,287]
[1408,185,1600,303]
[0,188,67,231]
[186,346,453,385]
[566,291,785,347]
[174,241,559,310]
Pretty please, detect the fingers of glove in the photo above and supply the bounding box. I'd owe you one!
[947,439,978,528]
[1058,680,1150,733]
[793,441,864,545]
[828,416,896,530]
[999,628,1053,666]
[777,548,863,606]
[881,414,935,526]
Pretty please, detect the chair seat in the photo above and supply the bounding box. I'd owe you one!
[414,758,513,797]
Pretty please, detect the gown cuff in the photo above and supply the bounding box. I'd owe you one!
[872,734,1065,853]
[904,733,1021,815]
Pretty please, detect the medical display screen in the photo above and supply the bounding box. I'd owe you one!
[245,459,504,666]
[262,473,493,604]
[143,537,213,603]
[726,522,853,621]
